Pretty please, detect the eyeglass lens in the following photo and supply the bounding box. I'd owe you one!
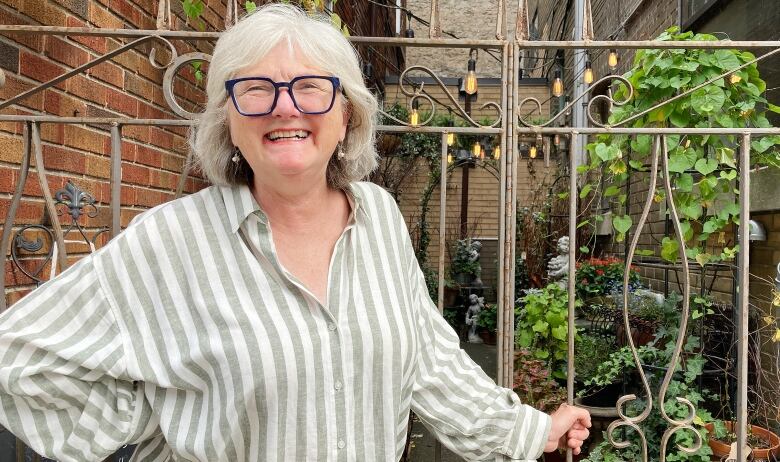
[232,77,335,115]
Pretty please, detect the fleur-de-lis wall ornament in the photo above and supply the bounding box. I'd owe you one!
[55,180,98,222]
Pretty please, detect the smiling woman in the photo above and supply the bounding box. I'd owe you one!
[0,4,590,462]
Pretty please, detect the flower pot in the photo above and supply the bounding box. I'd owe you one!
[478,329,497,345]
[454,272,475,285]
[704,421,780,461]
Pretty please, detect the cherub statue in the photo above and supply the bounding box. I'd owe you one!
[547,236,570,286]
[464,293,485,343]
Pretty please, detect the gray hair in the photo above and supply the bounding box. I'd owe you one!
[190,3,378,189]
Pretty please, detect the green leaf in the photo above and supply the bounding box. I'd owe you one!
[613,215,632,234]
[668,148,697,173]
[579,183,594,199]
[594,143,610,161]
[695,252,712,267]
[628,159,645,171]
[720,169,737,181]
[679,201,703,220]
[532,320,549,333]
[717,147,736,168]
[245,1,257,13]
[694,158,718,175]
[579,246,590,254]
[661,237,680,262]
[679,221,694,241]
[182,0,205,19]
[713,50,741,70]
[691,86,726,114]
[767,102,780,114]
[551,324,568,341]
[604,185,621,197]
[676,173,694,192]
[669,110,690,127]
[635,249,655,256]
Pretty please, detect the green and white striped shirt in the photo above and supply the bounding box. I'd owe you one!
[0,182,551,461]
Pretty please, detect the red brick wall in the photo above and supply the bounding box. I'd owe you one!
[0,0,222,307]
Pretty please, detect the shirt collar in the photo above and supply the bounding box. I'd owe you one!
[220,183,367,234]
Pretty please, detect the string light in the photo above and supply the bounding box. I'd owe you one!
[583,56,594,84]
[551,69,564,97]
[464,50,478,95]
[553,134,560,147]
[608,49,619,70]
[529,144,537,159]
[447,132,455,146]
[447,153,453,165]
[492,145,501,160]
[409,99,419,126]
[472,140,481,158]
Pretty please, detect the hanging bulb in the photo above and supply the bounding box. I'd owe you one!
[447,153,453,165]
[553,134,560,146]
[405,12,414,38]
[493,144,501,160]
[551,69,564,97]
[472,140,481,158]
[409,99,419,126]
[464,52,478,95]
[583,59,594,84]
[447,132,455,146]
[529,144,537,159]
[608,49,619,70]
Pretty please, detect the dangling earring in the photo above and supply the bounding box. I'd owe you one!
[337,142,346,160]
[231,147,242,163]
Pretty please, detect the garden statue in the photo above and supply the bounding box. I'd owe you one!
[547,236,569,286]
[464,294,485,343]
[452,238,483,286]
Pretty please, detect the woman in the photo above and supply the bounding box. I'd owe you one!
[0,4,589,461]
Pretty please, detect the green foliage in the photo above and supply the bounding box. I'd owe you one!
[581,292,720,462]
[574,333,620,384]
[451,238,481,277]
[516,283,578,379]
[579,27,780,264]
[476,303,497,332]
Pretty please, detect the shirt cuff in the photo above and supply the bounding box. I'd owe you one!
[502,403,552,461]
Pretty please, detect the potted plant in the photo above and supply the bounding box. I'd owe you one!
[476,303,498,345]
[451,238,482,285]
[704,421,780,461]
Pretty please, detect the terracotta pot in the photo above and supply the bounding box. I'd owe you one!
[478,329,497,345]
[705,421,780,461]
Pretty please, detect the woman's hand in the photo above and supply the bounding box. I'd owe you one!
[544,403,592,455]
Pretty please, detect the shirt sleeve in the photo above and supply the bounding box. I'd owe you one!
[0,254,157,461]
[404,244,551,460]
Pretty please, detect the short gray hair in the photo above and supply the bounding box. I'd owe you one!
[190,3,378,189]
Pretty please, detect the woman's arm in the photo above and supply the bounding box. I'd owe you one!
[0,255,157,462]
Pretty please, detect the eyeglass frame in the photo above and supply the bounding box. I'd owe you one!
[224,75,342,116]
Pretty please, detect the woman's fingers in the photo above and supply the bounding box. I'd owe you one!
[567,427,590,441]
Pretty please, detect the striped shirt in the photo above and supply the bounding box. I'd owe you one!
[0,182,551,461]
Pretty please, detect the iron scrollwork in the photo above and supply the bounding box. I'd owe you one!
[379,65,503,128]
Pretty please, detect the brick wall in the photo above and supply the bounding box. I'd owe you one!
[0,0,227,306]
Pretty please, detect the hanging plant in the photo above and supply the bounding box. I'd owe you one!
[579,27,780,265]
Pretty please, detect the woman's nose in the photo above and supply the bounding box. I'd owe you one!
[272,88,300,117]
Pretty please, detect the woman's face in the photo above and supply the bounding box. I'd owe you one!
[226,43,349,187]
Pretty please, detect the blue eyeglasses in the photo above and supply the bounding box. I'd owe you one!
[225,75,341,116]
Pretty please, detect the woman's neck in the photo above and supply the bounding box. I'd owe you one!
[251,177,346,231]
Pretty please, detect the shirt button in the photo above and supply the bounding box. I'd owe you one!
[328,323,337,331]
[337,439,345,449]
[334,380,343,391]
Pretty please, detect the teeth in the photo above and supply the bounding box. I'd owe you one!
[267,130,309,141]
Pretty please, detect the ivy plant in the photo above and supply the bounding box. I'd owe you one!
[580,27,780,265]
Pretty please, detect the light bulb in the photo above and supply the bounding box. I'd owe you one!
[552,70,564,97]
[608,49,619,70]
[464,57,478,95]
[409,108,419,126]
[493,145,501,160]
[553,134,560,146]
[529,145,537,159]
[447,153,453,165]
[447,132,455,146]
[472,141,481,158]
[584,60,594,84]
